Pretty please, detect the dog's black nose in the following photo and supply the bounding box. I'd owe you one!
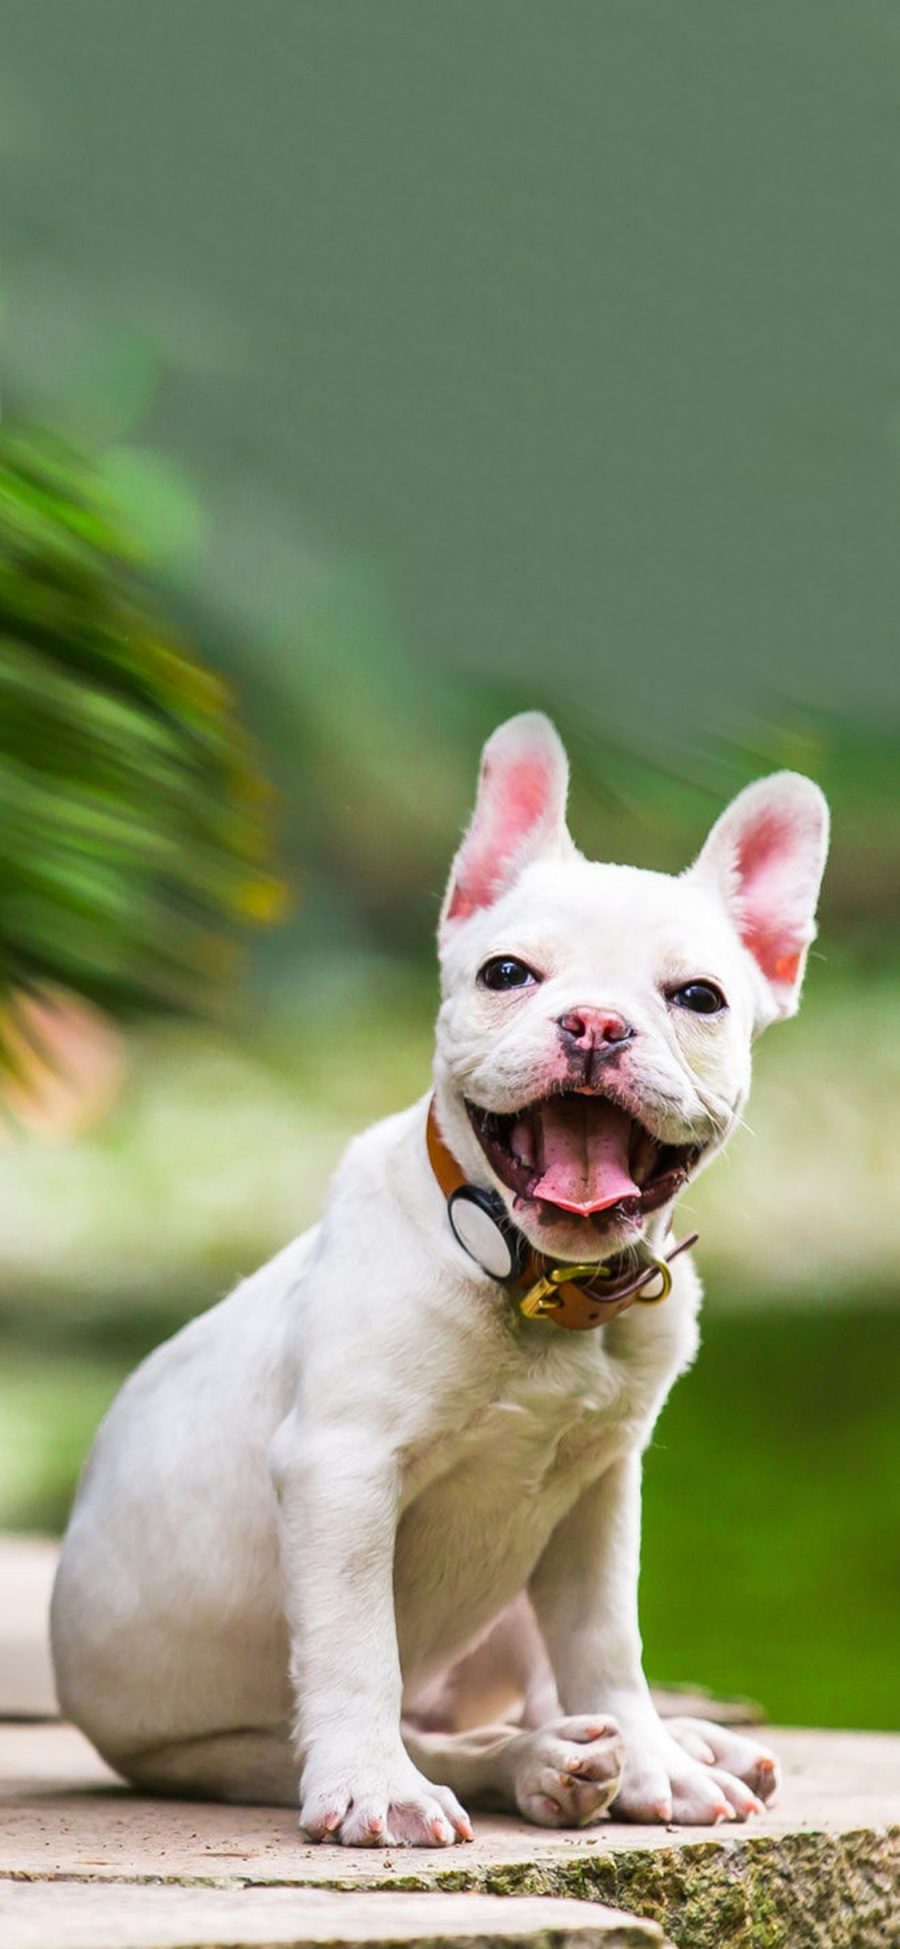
[557,1008,634,1050]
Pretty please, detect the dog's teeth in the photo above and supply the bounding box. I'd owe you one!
[631,1131,659,1185]
[510,1116,535,1168]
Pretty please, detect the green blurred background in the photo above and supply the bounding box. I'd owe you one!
[0,1,897,1732]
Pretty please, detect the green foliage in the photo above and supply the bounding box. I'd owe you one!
[0,428,280,1068]
[642,1306,900,1731]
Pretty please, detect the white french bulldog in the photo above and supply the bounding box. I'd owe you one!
[51,713,829,1848]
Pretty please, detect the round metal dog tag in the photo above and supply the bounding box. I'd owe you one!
[447,1186,524,1281]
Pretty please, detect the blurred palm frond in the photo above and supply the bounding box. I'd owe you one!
[0,427,282,1079]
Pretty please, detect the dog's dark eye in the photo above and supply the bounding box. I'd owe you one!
[479,956,540,992]
[669,981,727,1015]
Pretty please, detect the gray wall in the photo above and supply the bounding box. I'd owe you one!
[2,0,899,751]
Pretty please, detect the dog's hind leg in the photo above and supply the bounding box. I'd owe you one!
[405,1594,562,1734]
[118,1728,298,1806]
[403,1714,625,1830]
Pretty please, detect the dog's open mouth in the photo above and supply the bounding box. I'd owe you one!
[465,1092,702,1229]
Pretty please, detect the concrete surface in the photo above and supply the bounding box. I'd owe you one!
[0,1882,664,1949]
[2,1721,898,1883]
[1,1537,897,1946]
[2,1720,898,1948]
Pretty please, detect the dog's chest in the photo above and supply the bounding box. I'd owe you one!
[393,1336,646,1668]
[405,1332,643,1508]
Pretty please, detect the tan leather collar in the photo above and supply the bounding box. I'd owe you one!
[426,1098,697,1332]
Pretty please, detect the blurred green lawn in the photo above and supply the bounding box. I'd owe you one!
[642,1305,899,1731]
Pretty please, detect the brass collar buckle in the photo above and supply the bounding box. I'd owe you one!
[518,1235,697,1324]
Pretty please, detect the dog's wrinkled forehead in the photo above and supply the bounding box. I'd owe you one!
[441,854,743,994]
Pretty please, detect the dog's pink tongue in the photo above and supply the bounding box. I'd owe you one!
[532,1098,639,1215]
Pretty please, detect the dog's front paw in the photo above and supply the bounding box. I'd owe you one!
[300,1750,472,1848]
[613,1719,771,1825]
[665,1716,780,1806]
[511,1715,626,1828]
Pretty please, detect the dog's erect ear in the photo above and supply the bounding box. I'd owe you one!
[688,771,830,1023]
[440,713,573,937]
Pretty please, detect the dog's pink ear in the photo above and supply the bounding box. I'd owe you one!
[441,713,572,934]
[689,771,829,1021]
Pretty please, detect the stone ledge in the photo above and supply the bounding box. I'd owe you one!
[2,1724,898,1949]
[0,1882,665,1949]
